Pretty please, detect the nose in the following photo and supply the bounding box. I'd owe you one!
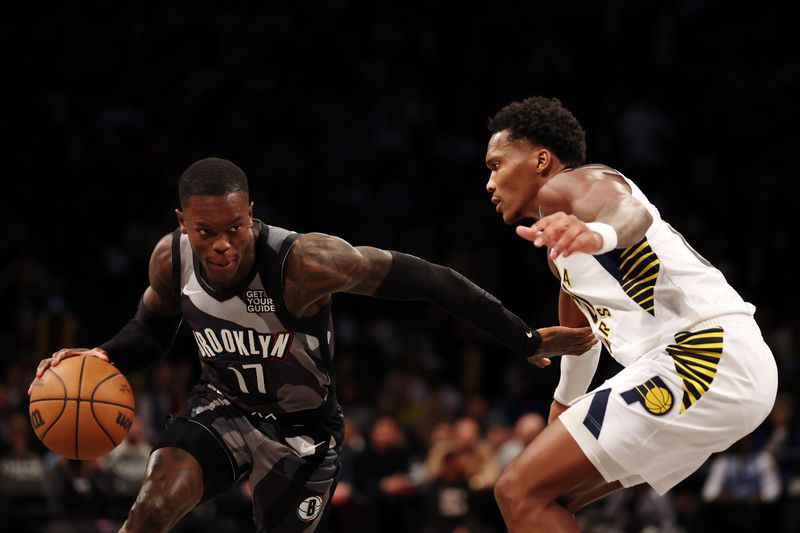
[486,176,496,193]
[212,235,231,253]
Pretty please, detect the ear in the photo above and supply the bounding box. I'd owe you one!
[248,202,254,227]
[175,208,187,234]
[534,148,553,173]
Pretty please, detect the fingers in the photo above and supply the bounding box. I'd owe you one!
[527,356,551,368]
[28,348,110,396]
[515,225,541,243]
[563,338,598,355]
[518,213,601,259]
[84,348,110,362]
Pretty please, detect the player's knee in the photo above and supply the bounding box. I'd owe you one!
[494,469,548,519]
[124,465,202,531]
[494,469,522,510]
[125,497,174,533]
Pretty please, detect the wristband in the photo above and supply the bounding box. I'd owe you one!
[586,222,618,255]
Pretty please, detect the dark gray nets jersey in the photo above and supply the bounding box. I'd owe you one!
[171,221,336,419]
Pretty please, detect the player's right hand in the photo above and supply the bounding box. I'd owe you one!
[528,326,597,368]
[27,347,110,395]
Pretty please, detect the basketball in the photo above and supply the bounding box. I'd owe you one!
[28,355,136,460]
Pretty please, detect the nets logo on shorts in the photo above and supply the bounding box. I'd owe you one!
[297,495,323,522]
[621,375,674,416]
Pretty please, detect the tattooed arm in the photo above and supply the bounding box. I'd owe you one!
[282,232,596,359]
[283,232,392,318]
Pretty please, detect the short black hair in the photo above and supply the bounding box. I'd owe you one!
[178,157,249,207]
[487,96,587,167]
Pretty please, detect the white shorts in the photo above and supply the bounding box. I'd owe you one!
[559,315,778,495]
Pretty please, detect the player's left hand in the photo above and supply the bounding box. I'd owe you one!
[516,212,603,260]
[529,326,597,368]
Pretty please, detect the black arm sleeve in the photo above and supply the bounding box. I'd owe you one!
[99,299,183,374]
[373,251,541,357]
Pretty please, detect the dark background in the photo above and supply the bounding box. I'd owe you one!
[2,1,799,531]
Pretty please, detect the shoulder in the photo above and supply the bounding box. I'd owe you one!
[149,232,176,270]
[290,232,354,258]
[286,232,367,277]
[540,165,631,209]
[148,232,178,292]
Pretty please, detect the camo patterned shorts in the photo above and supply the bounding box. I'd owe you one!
[158,383,344,532]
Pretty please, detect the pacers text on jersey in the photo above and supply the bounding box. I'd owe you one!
[192,327,293,359]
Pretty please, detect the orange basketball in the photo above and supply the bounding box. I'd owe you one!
[29,355,136,459]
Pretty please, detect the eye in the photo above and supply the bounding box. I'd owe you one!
[198,228,211,236]
[229,225,243,232]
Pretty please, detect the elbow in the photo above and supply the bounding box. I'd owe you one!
[620,205,653,246]
[640,209,654,237]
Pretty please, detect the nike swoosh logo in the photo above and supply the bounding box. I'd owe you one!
[526,330,534,338]
[286,436,325,457]
[299,441,325,454]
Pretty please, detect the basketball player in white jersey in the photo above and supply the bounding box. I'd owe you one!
[484,96,778,532]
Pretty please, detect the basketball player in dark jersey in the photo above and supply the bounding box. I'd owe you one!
[30,157,596,532]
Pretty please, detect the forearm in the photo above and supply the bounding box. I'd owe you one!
[373,251,540,356]
[553,343,601,404]
[100,299,182,373]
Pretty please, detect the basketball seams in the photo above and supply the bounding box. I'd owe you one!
[75,356,87,459]
[90,371,123,398]
[90,402,120,448]
[89,364,135,453]
[36,368,68,440]
[31,398,135,408]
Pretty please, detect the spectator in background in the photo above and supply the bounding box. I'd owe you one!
[696,434,781,532]
[452,416,500,492]
[759,392,800,533]
[0,411,52,533]
[495,412,545,471]
[101,417,152,521]
[354,416,422,533]
[44,455,113,533]
[422,447,493,533]
[329,416,370,532]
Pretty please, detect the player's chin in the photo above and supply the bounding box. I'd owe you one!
[503,210,523,225]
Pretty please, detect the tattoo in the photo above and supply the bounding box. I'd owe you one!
[284,233,391,315]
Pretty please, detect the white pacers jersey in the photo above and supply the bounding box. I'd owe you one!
[554,169,778,495]
[553,175,753,368]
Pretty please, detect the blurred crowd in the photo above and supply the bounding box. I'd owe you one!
[3,1,798,532]
[2,358,800,532]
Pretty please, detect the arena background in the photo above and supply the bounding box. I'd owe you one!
[2,2,798,532]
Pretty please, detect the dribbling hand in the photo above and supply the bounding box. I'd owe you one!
[28,347,110,395]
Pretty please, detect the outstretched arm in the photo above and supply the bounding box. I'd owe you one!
[284,233,596,363]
